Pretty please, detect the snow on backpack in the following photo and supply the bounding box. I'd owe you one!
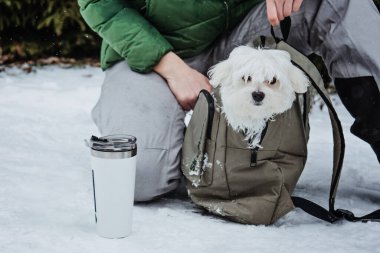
[181,22,380,225]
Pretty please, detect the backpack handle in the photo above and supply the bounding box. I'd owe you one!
[270,16,291,42]
[259,17,291,48]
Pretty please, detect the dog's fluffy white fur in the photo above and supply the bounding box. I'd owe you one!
[208,46,310,148]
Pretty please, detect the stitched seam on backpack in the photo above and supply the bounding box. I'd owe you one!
[223,126,233,200]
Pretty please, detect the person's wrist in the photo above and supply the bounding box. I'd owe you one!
[153,51,186,79]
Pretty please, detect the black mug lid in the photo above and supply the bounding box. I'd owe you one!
[86,134,137,152]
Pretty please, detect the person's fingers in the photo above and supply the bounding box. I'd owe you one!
[292,0,303,12]
[185,94,197,110]
[180,100,192,111]
[182,92,198,111]
[267,0,301,26]
[204,79,213,92]
[185,104,192,111]
[275,0,285,21]
[283,0,293,17]
[189,100,196,110]
[175,92,191,111]
[266,0,279,26]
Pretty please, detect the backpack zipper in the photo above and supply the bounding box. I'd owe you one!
[250,123,269,167]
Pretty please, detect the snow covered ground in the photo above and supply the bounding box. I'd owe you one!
[0,66,379,253]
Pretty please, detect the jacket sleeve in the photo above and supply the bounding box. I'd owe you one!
[78,0,173,73]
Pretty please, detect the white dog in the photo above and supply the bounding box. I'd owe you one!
[208,46,310,148]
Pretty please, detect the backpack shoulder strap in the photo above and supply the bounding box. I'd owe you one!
[276,41,380,223]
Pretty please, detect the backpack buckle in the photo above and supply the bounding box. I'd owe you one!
[336,209,357,222]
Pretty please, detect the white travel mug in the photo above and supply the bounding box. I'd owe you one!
[86,135,137,238]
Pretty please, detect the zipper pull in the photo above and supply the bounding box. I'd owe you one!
[250,148,258,167]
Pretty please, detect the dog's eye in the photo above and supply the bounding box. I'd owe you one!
[269,77,277,85]
[247,76,252,82]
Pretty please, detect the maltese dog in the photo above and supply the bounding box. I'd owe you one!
[208,46,310,148]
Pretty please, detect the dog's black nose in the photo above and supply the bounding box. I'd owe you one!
[252,91,265,102]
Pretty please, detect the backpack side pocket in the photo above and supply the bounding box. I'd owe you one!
[181,90,215,187]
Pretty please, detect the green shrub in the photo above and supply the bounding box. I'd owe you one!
[0,0,100,61]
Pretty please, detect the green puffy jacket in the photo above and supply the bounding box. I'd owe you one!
[78,0,263,72]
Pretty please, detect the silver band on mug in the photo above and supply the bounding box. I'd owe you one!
[91,148,137,159]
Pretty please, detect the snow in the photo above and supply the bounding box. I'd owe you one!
[0,66,379,253]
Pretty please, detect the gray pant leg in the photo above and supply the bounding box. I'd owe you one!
[92,61,186,201]
[212,0,380,89]
[291,0,380,89]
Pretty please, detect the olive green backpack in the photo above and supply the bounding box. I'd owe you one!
[181,26,380,225]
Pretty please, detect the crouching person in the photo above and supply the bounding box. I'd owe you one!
[78,0,380,201]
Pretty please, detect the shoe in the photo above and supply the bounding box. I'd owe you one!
[371,141,380,163]
[335,76,380,164]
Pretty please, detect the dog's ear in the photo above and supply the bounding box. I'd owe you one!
[208,60,232,88]
[273,49,309,93]
[289,65,310,93]
[208,46,253,87]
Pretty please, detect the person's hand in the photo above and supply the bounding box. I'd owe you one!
[153,52,212,111]
[266,0,303,26]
